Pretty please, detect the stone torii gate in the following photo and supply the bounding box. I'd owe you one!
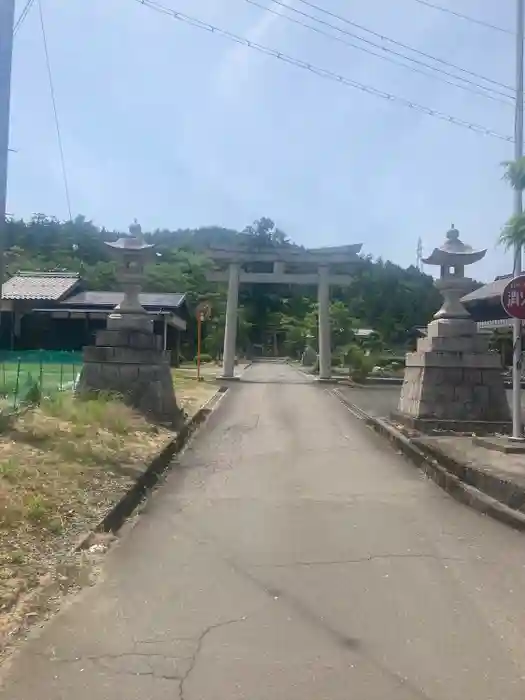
[206,244,362,380]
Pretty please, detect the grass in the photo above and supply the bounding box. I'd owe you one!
[0,393,172,644]
[172,363,222,417]
[0,367,222,651]
[0,362,80,409]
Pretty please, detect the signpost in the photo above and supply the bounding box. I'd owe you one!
[195,302,211,382]
[502,275,525,320]
[502,275,525,440]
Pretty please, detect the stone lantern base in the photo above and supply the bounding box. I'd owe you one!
[76,327,184,429]
[395,317,511,434]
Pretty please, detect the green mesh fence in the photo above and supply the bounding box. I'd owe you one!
[0,351,82,409]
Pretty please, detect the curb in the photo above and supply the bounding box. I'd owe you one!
[76,386,229,549]
[1,387,230,655]
[331,388,525,532]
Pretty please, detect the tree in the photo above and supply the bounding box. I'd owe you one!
[243,217,290,248]
[499,158,525,252]
[1,214,441,355]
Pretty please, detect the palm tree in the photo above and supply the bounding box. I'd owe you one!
[499,214,525,251]
[499,157,525,252]
[502,157,525,191]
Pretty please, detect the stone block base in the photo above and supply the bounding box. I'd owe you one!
[398,365,510,423]
[391,411,511,436]
[77,329,183,428]
[472,436,525,453]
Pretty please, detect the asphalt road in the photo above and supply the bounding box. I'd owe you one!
[2,362,525,699]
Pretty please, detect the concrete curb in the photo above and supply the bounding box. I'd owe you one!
[76,386,229,549]
[1,387,231,654]
[331,388,525,532]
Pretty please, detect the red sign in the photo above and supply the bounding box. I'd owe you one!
[502,275,525,320]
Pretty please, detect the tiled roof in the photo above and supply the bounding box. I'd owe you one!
[461,275,512,304]
[63,291,186,309]
[2,271,80,301]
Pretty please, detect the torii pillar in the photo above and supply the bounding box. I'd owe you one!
[221,262,240,380]
[205,246,363,381]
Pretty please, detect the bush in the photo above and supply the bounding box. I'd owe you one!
[194,353,213,364]
[344,345,375,383]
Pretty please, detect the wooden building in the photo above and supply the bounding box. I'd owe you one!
[461,274,515,366]
[0,271,188,363]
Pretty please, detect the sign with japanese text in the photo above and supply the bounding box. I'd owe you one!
[502,275,525,320]
[195,302,212,322]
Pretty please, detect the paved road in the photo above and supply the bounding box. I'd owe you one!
[2,362,525,699]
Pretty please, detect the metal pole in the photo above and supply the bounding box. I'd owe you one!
[0,0,15,310]
[512,0,524,439]
[196,314,201,381]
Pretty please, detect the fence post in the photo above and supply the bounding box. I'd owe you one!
[39,350,43,397]
[59,362,64,391]
[13,357,20,409]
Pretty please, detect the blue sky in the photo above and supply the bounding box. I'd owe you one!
[7,0,520,280]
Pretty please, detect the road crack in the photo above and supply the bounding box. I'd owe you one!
[179,617,247,700]
[249,553,465,568]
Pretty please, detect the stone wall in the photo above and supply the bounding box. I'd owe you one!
[397,317,510,427]
[77,328,183,428]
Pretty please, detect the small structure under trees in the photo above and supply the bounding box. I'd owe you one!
[0,271,188,360]
[205,243,363,380]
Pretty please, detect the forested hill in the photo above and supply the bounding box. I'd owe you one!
[5,214,441,349]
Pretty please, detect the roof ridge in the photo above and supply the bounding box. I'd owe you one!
[14,270,79,279]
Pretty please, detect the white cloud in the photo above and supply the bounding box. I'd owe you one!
[214,0,294,99]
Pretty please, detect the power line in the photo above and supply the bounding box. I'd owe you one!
[412,0,514,36]
[244,0,514,106]
[38,0,72,220]
[13,0,37,36]
[135,0,513,142]
[293,0,514,93]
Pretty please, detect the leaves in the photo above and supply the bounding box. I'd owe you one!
[498,213,525,251]
[502,157,525,192]
[4,215,441,355]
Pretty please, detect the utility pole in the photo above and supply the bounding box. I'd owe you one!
[512,0,525,439]
[0,0,16,306]
[416,237,423,272]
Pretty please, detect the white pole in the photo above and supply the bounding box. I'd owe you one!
[317,264,331,380]
[0,0,16,303]
[222,262,240,378]
[512,0,524,439]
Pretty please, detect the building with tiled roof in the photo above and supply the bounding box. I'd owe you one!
[0,271,188,361]
[1,271,81,301]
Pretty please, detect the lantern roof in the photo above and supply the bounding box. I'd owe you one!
[422,225,486,266]
[105,219,154,252]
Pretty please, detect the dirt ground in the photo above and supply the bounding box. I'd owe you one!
[0,376,218,655]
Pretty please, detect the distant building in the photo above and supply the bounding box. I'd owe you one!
[461,274,515,365]
[0,271,188,363]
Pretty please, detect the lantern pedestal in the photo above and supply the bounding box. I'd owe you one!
[395,226,510,434]
[76,221,184,428]
[77,328,183,428]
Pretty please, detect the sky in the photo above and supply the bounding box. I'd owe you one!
[7,0,522,280]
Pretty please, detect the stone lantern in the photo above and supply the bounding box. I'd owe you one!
[105,219,155,332]
[396,225,510,432]
[425,225,486,322]
[77,220,183,428]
